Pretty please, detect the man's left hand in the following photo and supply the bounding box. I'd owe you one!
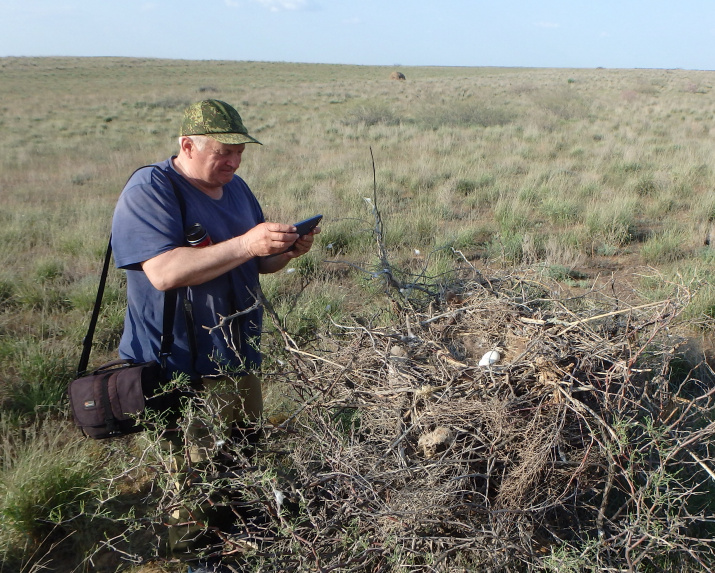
[286,227,320,257]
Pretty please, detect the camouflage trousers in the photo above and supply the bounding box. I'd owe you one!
[162,373,263,557]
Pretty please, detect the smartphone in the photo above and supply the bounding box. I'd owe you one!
[293,214,323,237]
[282,214,322,253]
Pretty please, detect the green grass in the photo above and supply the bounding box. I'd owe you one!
[640,226,691,264]
[0,417,110,569]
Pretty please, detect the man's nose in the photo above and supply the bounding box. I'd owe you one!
[226,153,242,168]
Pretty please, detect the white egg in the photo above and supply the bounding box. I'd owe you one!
[479,350,501,367]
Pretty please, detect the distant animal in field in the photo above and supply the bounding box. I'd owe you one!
[390,71,406,80]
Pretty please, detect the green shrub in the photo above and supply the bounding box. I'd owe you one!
[534,89,589,121]
[262,273,350,346]
[34,259,65,284]
[417,102,516,130]
[494,199,533,235]
[544,264,587,282]
[318,218,373,256]
[385,213,437,249]
[435,228,480,254]
[13,281,70,311]
[540,196,582,224]
[0,274,14,304]
[342,105,401,127]
[632,175,659,197]
[66,275,104,312]
[487,231,525,263]
[585,202,635,247]
[292,250,321,280]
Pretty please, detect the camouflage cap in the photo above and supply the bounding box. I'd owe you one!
[180,99,262,145]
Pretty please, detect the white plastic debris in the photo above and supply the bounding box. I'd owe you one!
[479,350,501,367]
[273,488,285,510]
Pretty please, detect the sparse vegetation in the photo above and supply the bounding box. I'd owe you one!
[1,57,715,571]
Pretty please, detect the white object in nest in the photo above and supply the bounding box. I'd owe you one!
[479,350,501,367]
[273,488,285,510]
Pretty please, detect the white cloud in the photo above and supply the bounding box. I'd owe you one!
[534,21,559,29]
[253,0,312,12]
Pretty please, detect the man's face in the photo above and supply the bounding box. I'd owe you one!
[192,140,246,188]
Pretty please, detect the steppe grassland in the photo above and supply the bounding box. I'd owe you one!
[2,56,715,571]
[1,59,715,383]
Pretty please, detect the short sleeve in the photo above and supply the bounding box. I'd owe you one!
[111,167,184,270]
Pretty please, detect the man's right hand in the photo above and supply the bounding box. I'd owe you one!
[237,222,299,258]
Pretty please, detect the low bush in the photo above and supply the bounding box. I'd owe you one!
[342,104,401,127]
[3,339,74,416]
[416,102,516,130]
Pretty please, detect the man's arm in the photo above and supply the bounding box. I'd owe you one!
[142,222,299,290]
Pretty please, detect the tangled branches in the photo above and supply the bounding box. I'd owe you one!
[245,269,715,571]
[100,269,715,572]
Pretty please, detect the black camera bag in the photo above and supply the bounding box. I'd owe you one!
[68,359,178,439]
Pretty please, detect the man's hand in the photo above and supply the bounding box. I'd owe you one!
[257,224,320,273]
[287,226,320,257]
[258,225,320,273]
[237,222,300,258]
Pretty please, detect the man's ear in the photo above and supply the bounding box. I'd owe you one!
[179,136,195,157]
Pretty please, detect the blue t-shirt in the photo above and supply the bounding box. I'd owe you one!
[111,158,265,378]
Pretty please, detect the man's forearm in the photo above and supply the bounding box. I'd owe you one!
[258,252,292,274]
[141,236,255,290]
[141,221,306,289]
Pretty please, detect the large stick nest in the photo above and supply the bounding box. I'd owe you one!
[162,269,715,572]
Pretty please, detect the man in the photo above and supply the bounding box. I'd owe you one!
[112,98,317,406]
[111,99,318,567]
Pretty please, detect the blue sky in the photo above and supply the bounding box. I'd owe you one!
[1,0,714,70]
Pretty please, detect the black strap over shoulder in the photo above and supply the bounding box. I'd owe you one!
[76,163,192,377]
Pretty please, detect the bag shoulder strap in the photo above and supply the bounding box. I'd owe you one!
[76,163,187,377]
[77,236,114,376]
